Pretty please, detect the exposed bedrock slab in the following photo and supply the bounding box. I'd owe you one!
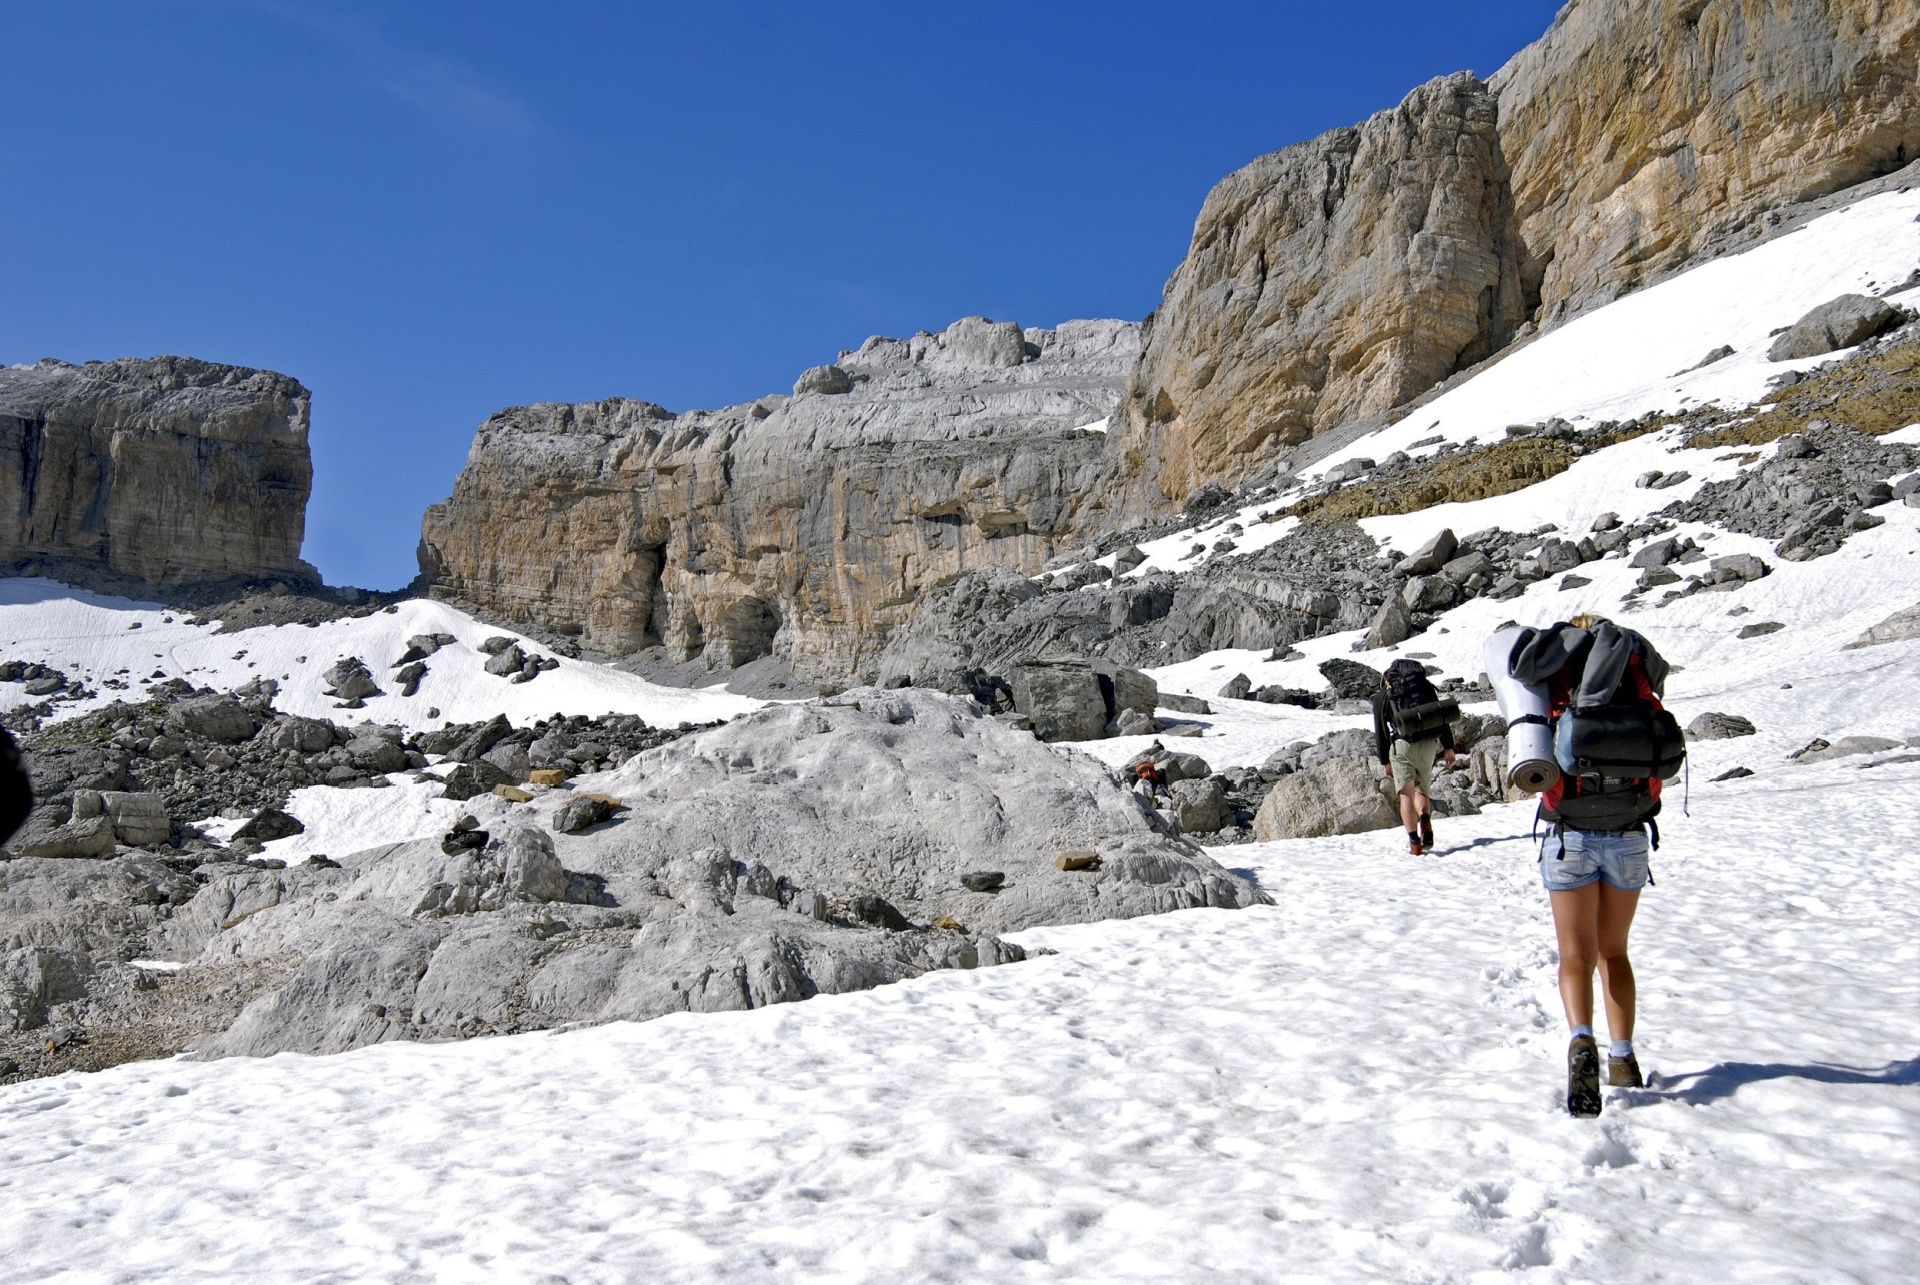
[4,690,1263,1064]
[0,357,316,588]
[418,318,1138,682]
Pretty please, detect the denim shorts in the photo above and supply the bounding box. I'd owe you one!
[1539,827,1651,892]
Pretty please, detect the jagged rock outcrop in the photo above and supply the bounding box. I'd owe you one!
[0,357,316,588]
[1494,0,1920,326]
[1107,72,1525,518]
[1107,0,1920,515]
[419,318,1136,680]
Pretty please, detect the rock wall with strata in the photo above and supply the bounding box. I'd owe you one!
[1108,0,1920,516]
[1495,0,1920,326]
[0,357,316,589]
[1105,72,1527,519]
[418,318,1136,681]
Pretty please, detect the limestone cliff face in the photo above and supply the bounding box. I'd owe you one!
[0,357,316,588]
[1107,72,1527,517]
[1110,0,1920,515]
[1496,0,1920,325]
[418,318,1136,680]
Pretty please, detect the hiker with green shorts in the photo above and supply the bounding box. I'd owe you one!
[1373,658,1457,855]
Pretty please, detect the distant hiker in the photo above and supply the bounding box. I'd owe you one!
[1373,658,1458,855]
[1505,613,1685,1117]
[1131,759,1166,802]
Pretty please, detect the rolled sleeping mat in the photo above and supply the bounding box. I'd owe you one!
[1481,627,1562,795]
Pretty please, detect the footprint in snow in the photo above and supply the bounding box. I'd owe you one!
[1498,1219,1554,1270]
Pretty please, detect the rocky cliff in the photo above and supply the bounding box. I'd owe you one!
[419,318,1135,681]
[1497,0,1920,325]
[1109,0,1920,515]
[0,357,316,589]
[1108,72,1526,518]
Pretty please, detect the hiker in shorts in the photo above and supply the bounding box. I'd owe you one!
[1372,665,1456,856]
[1505,612,1683,1116]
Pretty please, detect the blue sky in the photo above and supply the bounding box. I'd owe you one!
[2,1,1563,589]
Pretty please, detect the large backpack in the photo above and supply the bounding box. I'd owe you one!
[1383,658,1458,742]
[1509,621,1684,835]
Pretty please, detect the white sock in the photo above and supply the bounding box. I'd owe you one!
[1610,1040,1634,1059]
[1571,1024,1594,1041]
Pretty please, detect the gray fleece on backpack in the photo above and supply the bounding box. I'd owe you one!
[1507,622,1670,709]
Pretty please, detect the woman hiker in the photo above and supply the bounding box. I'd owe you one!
[1507,612,1681,1116]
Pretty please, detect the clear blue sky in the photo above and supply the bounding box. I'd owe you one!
[2,1,1563,589]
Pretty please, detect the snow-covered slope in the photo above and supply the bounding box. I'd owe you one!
[0,582,762,733]
[4,174,1920,1283]
[1113,186,1920,580]
[1,755,1914,1282]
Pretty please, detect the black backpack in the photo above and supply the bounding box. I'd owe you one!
[1384,659,1458,742]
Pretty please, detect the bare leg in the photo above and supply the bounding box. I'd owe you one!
[1548,883,1601,1029]
[1595,885,1641,1041]
[1398,788,1422,830]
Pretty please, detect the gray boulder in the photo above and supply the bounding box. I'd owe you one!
[267,715,337,754]
[102,792,170,846]
[1299,727,1376,770]
[1767,294,1903,361]
[1792,734,1902,763]
[1687,712,1757,740]
[1441,549,1495,584]
[1006,658,1157,743]
[344,734,408,774]
[1364,595,1414,649]
[1844,602,1920,649]
[1630,538,1680,569]
[1400,528,1458,576]
[1157,692,1213,716]
[1169,777,1228,834]
[1401,574,1458,612]
[165,696,260,743]
[9,812,118,859]
[1318,658,1383,701]
[483,645,528,677]
[553,794,616,834]
[1252,759,1398,840]
[323,658,380,702]
[1218,673,1252,701]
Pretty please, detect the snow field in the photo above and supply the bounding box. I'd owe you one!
[1,762,1914,1283]
[0,582,762,734]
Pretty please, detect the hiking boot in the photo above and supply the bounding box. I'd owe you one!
[1567,1035,1602,1117]
[1418,812,1434,849]
[1407,831,1423,856]
[1608,1053,1644,1089]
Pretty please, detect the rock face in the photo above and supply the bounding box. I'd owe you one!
[1108,72,1526,517]
[1106,1,1920,515]
[0,357,316,588]
[1494,0,1920,328]
[418,318,1137,681]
